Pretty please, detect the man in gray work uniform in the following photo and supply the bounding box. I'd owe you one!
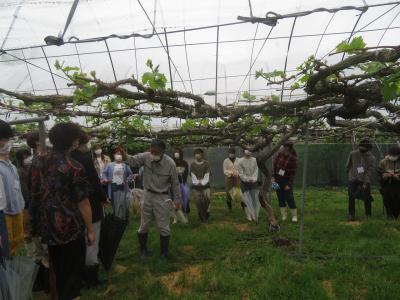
[127,139,181,260]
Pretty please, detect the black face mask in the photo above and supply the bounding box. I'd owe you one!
[359,148,368,153]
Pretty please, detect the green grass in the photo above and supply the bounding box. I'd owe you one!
[34,187,400,300]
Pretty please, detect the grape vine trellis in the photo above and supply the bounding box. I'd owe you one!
[1,37,400,171]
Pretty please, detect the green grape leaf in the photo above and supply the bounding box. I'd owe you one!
[336,36,366,54]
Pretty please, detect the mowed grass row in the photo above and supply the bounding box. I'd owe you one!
[36,187,400,299]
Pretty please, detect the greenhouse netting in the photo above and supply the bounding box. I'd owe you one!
[1,1,399,116]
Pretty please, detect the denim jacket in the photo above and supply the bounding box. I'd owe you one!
[102,162,133,198]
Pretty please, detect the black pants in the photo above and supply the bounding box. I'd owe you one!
[275,176,296,209]
[348,181,372,217]
[226,192,233,209]
[48,237,86,300]
[381,186,400,219]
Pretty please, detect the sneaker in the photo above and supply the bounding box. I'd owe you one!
[291,215,298,223]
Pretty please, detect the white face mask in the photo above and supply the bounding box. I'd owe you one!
[45,139,53,149]
[95,149,102,155]
[195,154,202,161]
[174,153,180,159]
[23,156,33,166]
[244,150,251,156]
[114,154,123,162]
[388,155,399,162]
[151,154,162,162]
[0,141,12,155]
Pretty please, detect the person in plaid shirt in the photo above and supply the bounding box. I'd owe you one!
[272,141,298,222]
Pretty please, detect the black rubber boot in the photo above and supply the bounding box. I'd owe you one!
[227,200,232,211]
[84,265,101,288]
[138,232,149,258]
[160,235,170,261]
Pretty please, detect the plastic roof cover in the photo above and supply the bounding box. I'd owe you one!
[0,0,400,126]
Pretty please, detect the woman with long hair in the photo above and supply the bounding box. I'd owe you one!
[93,144,111,179]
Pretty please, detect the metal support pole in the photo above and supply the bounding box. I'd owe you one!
[74,44,83,71]
[164,28,174,90]
[280,17,297,102]
[268,143,273,205]
[183,28,194,94]
[248,23,259,101]
[21,49,35,94]
[341,9,366,61]
[104,40,117,81]
[215,25,220,107]
[298,122,309,256]
[38,121,46,154]
[224,65,228,105]
[41,46,59,95]
[6,116,49,125]
[7,116,49,154]
[133,36,139,80]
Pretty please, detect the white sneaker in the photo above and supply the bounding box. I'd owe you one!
[291,215,298,223]
[244,208,252,221]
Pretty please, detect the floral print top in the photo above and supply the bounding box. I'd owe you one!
[30,152,89,246]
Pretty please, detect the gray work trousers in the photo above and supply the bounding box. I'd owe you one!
[138,190,171,236]
[85,220,101,266]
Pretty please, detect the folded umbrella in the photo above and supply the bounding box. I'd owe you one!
[0,246,11,300]
[0,251,39,300]
[180,183,190,213]
[99,214,127,272]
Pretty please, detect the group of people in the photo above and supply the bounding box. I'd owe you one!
[0,120,185,300]
[222,141,298,229]
[1,117,400,300]
[346,138,400,220]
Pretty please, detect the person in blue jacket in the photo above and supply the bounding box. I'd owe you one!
[102,149,133,220]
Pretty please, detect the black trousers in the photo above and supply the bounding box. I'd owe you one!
[48,237,86,300]
[348,181,373,217]
[381,186,400,219]
[226,192,233,209]
[275,176,296,209]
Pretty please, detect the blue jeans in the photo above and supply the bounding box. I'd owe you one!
[0,211,9,258]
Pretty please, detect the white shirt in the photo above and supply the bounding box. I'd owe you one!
[112,163,124,185]
[238,157,258,182]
